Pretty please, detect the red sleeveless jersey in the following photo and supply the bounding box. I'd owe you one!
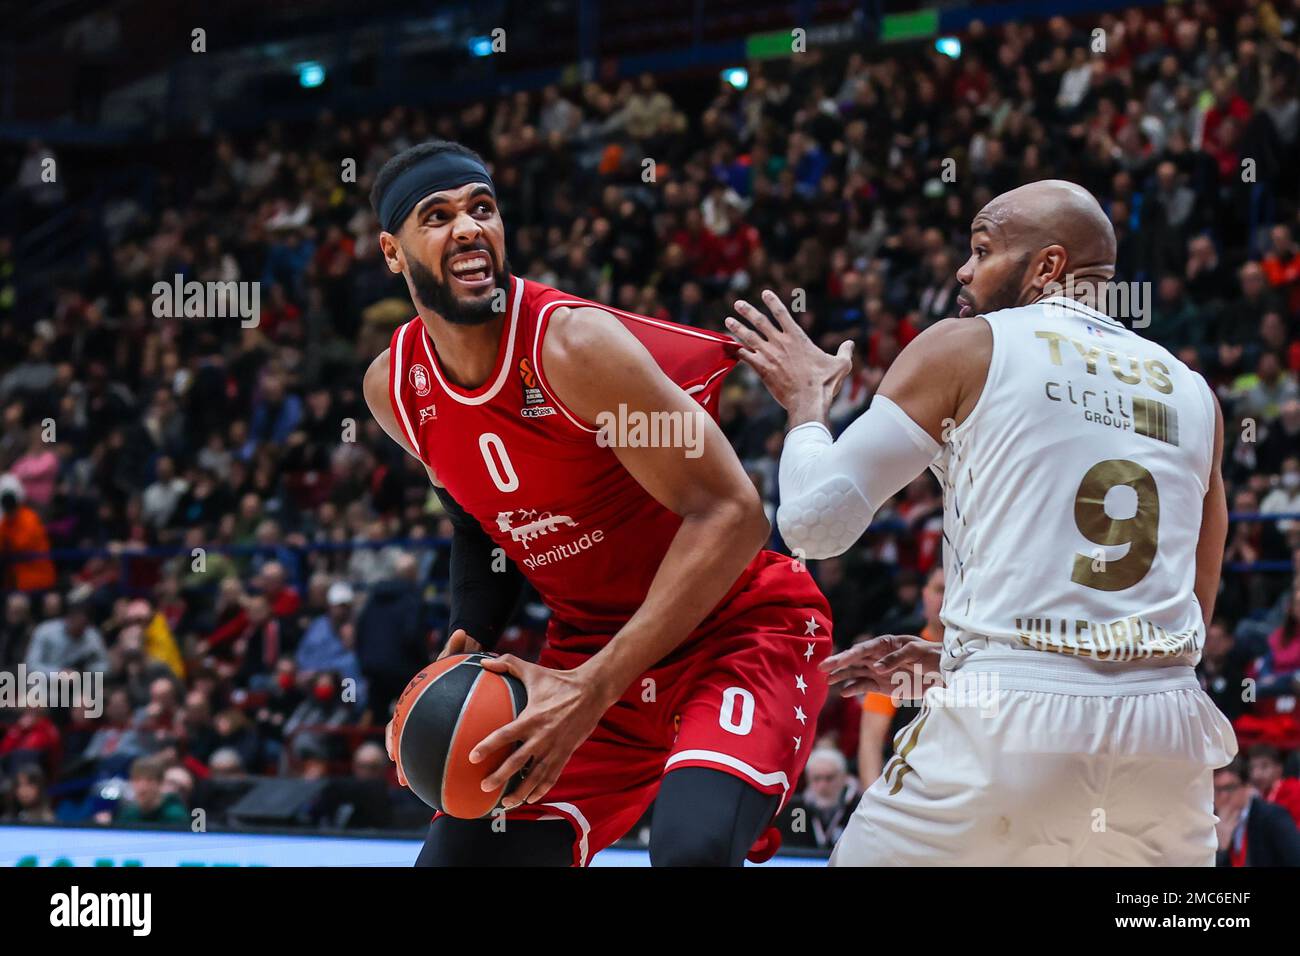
[387,277,762,641]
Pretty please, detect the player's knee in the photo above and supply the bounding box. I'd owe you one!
[416,815,574,867]
[416,816,485,866]
[648,809,746,867]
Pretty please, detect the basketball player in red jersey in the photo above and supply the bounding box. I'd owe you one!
[363,141,831,866]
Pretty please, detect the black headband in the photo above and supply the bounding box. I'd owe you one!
[376,152,495,234]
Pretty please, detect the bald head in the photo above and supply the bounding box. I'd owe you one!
[974,181,1116,273]
[956,180,1118,317]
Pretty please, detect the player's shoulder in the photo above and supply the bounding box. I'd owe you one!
[366,314,426,394]
[543,301,634,365]
[363,348,391,401]
[918,315,993,348]
[902,316,993,372]
[519,276,583,315]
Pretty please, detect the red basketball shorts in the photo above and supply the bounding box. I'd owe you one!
[504,551,832,865]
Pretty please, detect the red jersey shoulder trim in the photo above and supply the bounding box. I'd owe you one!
[525,285,737,434]
[387,318,424,456]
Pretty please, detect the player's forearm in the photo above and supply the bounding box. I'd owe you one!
[1194,510,1226,627]
[577,499,769,704]
[434,485,524,652]
[1197,398,1227,629]
[1193,561,1221,629]
[777,396,939,560]
[785,392,834,432]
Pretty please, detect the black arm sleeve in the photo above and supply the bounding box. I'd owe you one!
[433,484,525,653]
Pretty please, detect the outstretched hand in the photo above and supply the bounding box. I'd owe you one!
[468,655,609,810]
[724,289,854,425]
[820,633,943,700]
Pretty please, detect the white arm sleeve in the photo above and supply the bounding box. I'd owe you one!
[777,395,941,559]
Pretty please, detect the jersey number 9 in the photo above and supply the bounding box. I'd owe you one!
[1070,459,1159,592]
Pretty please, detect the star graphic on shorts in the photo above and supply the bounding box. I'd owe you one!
[795,674,807,694]
[794,705,807,725]
[803,616,820,636]
[793,736,802,752]
[803,642,816,661]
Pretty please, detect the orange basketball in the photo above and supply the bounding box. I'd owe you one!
[390,653,527,818]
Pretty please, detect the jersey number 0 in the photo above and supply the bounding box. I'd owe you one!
[478,432,519,493]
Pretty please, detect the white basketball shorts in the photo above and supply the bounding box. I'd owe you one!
[830,655,1238,866]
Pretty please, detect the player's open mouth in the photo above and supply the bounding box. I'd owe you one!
[447,251,495,290]
[956,296,973,318]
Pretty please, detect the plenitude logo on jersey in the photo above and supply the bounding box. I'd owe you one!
[1035,329,1179,445]
[518,358,556,419]
[495,508,605,570]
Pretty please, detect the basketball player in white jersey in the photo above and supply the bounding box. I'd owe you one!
[725,180,1238,866]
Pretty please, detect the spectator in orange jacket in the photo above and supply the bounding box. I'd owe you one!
[0,487,55,592]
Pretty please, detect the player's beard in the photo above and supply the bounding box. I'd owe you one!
[407,249,511,327]
[965,252,1033,315]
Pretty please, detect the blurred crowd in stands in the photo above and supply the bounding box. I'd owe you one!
[2,0,1299,861]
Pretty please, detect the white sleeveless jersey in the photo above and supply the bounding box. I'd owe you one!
[934,295,1217,673]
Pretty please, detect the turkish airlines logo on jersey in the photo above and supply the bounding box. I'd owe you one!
[410,364,432,397]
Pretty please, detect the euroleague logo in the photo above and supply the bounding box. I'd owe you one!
[518,358,556,418]
[519,358,538,391]
[398,668,429,706]
[410,364,432,397]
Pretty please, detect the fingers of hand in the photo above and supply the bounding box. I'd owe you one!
[724,315,768,352]
[823,637,897,673]
[485,743,535,797]
[500,771,541,810]
[821,643,875,671]
[385,721,408,786]
[479,653,520,675]
[736,347,775,377]
[839,678,883,698]
[877,644,933,672]
[522,761,563,805]
[831,340,855,386]
[730,298,774,334]
[824,663,877,686]
[820,649,856,672]
[438,629,467,659]
[760,289,794,331]
[470,714,527,765]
